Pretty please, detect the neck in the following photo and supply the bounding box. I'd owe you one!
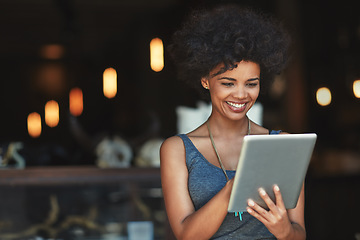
[207,115,250,138]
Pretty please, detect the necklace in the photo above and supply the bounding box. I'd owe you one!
[206,117,251,182]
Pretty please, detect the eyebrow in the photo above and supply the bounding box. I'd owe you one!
[218,77,260,81]
[219,77,236,81]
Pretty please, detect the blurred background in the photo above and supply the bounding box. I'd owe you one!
[0,0,359,239]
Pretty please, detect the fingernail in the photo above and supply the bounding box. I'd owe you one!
[248,199,255,207]
[259,188,266,196]
[274,185,280,191]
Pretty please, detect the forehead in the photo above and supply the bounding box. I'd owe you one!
[209,61,260,78]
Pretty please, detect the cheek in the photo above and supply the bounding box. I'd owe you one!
[249,88,260,102]
[248,91,259,110]
[210,87,228,99]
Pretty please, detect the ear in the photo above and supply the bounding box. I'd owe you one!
[201,77,209,90]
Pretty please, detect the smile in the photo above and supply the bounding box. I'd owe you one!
[226,101,245,108]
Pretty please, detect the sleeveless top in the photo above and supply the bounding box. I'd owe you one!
[177,130,281,240]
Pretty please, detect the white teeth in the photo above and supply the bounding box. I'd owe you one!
[227,101,245,108]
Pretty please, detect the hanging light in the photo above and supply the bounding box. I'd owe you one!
[40,44,64,60]
[316,87,332,106]
[45,100,59,127]
[27,112,42,138]
[150,38,164,72]
[69,87,83,116]
[103,67,117,98]
[353,80,360,98]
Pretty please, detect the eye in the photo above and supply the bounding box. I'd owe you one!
[221,82,234,87]
[246,82,259,87]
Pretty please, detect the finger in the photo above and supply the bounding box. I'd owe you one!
[258,188,277,212]
[247,199,271,222]
[273,185,286,209]
[246,206,268,224]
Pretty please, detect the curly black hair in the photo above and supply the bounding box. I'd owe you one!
[168,4,291,95]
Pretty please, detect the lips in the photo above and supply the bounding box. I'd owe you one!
[226,101,245,108]
[226,101,247,112]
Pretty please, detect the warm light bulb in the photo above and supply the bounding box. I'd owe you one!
[150,38,164,72]
[353,80,360,98]
[40,44,64,60]
[45,100,59,127]
[316,87,332,106]
[69,87,83,116]
[27,112,42,138]
[103,68,117,98]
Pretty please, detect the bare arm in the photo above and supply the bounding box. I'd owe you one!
[160,136,232,240]
[285,184,306,239]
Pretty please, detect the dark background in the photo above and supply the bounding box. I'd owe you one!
[0,0,359,239]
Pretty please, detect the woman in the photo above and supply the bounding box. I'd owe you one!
[160,4,306,240]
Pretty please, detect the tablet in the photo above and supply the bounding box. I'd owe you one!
[228,133,317,212]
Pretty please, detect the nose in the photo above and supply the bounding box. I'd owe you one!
[233,85,247,99]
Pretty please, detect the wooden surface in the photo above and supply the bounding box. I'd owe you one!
[0,166,161,186]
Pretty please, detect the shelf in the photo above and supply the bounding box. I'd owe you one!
[0,166,161,186]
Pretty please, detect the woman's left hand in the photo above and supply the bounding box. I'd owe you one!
[246,185,293,239]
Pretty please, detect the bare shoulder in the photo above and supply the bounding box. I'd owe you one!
[279,131,290,134]
[250,121,270,135]
[160,135,185,155]
[160,135,188,187]
[250,121,291,135]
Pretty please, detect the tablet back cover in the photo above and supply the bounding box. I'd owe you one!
[228,133,317,212]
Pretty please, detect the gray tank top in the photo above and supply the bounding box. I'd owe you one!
[178,130,281,239]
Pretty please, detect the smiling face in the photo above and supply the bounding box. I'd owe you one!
[201,61,260,121]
